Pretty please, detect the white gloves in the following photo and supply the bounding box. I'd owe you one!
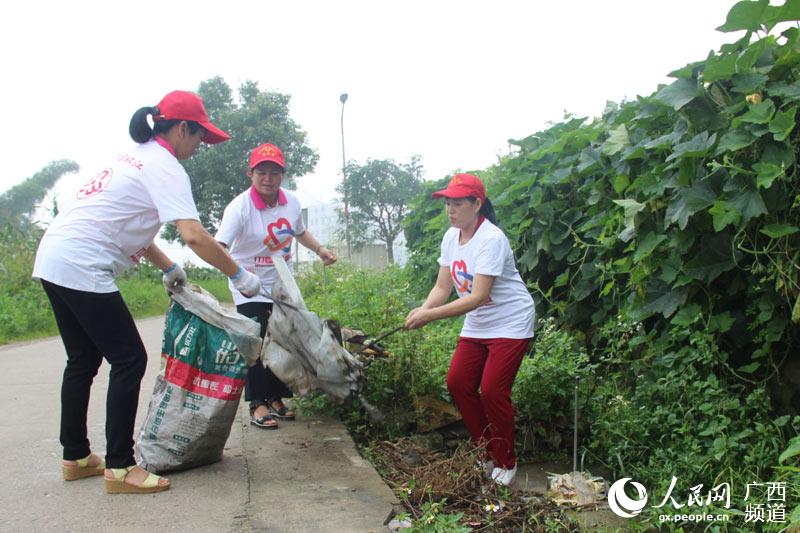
[162,262,187,293]
[230,266,261,297]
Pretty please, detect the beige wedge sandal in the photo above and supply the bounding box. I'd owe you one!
[105,466,170,494]
[62,454,105,481]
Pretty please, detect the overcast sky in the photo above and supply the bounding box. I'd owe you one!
[1,0,741,207]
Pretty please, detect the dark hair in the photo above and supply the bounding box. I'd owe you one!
[129,106,203,143]
[468,197,498,225]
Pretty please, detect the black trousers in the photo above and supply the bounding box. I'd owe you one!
[41,280,147,468]
[236,302,292,404]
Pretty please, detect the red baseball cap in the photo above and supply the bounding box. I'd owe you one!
[155,90,230,144]
[249,143,285,170]
[431,173,486,202]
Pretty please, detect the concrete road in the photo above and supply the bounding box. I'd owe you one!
[0,316,397,533]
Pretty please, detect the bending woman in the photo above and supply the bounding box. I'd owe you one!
[404,173,534,486]
[32,90,261,494]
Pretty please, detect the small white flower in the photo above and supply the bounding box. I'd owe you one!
[426,515,435,524]
[484,502,503,513]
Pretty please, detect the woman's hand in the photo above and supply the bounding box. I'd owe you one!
[404,307,434,330]
[318,246,337,266]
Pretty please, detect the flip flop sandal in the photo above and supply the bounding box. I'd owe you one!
[63,454,105,481]
[268,402,295,421]
[105,466,170,494]
[251,413,279,429]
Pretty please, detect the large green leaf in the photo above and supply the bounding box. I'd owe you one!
[715,128,759,154]
[733,99,776,126]
[655,78,699,111]
[633,281,689,320]
[717,0,770,32]
[760,223,799,238]
[634,233,668,263]
[665,181,717,230]
[779,436,800,463]
[702,52,739,83]
[709,200,742,231]
[671,303,703,326]
[768,80,800,100]
[602,124,629,156]
[769,105,796,141]
[731,188,769,223]
[576,147,602,174]
[731,73,769,93]
[684,234,738,283]
[666,131,717,162]
[763,0,800,31]
[753,161,785,188]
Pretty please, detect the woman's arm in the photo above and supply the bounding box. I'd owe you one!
[405,270,495,330]
[143,242,175,271]
[174,219,240,277]
[296,230,337,265]
[421,266,454,309]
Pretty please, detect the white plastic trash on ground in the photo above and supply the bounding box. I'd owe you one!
[135,284,262,473]
[262,256,364,402]
[546,471,609,506]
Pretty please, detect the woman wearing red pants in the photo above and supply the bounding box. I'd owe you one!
[404,173,535,486]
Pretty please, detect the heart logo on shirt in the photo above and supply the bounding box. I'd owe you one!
[451,259,473,294]
[264,217,295,252]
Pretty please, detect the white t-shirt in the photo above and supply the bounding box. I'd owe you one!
[32,140,200,293]
[438,220,535,339]
[215,187,306,306]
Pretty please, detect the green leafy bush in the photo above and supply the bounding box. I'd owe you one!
[512,318,589,451]
[400,2,800,527]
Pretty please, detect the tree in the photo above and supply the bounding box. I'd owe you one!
[0,160,79,226]
[162,77,318,240]
[338,157,424,264]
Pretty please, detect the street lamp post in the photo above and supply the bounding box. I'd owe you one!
[340,93,352,260]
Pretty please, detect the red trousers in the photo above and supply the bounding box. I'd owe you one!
[446,336,530,469]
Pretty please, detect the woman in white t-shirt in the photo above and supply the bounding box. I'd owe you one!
[32,90,261,494]
[216,143,337,429]
[404,173,535,487]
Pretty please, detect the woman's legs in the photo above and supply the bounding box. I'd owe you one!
[447,338,492,453]
[235,303,280,422]
[42,281,103,461]
[41,280,147,468]
[446,336,530,469]
[479,338,530,469]
[237,301,294,419]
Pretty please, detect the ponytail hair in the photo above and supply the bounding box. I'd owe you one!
[466,196,498,225]
[129,106,158,143]
[480,198,498,225]
[129,106,204,143]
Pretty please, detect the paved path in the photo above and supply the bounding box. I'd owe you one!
[0,316,397,533]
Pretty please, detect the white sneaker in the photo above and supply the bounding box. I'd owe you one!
[491,465,517,486]
[476,459,494,478]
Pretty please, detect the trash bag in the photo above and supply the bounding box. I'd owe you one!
[546,471,609,506]
[135,284,261,473]
[262,256,364,402]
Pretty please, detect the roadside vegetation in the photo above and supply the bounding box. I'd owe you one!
[0,225,230,345]
[3,1,799,530]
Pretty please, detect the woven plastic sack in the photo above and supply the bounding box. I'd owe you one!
[262,256,363,402]
[135,284,261,472]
